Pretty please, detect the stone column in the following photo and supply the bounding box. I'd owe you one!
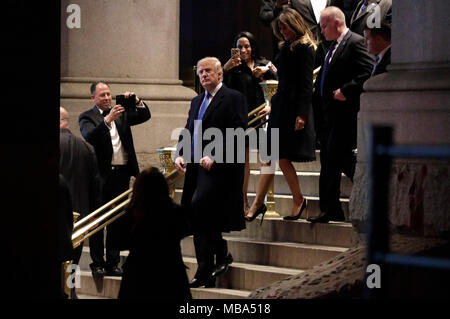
[60,0,196,167]
[350,0,450,237]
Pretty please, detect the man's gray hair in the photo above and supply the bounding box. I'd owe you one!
[197,57,223,75]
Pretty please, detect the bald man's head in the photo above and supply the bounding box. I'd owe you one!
[320,6,347,41]
[60,107,69,129]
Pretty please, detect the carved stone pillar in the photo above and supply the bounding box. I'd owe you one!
[350,0,450,237]
[60,0,196,167]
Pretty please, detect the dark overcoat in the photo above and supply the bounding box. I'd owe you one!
[59,128,101,218]
[179,84,247,233]
[268,41,316,162]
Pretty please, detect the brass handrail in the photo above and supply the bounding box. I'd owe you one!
[70,148,182,249]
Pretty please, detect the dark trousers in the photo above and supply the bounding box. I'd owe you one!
[193,230,228,278]
[319,113,356,216]
[89,166,130,268]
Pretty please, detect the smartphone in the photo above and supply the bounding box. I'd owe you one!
[231,48,240,58]
[115,94,136,110]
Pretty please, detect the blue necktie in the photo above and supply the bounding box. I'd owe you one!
[192,91,210,161]
[320,41,337,97]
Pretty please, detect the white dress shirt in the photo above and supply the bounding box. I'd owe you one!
[311,0,328,24]
[98,106,128,165]
[198,82,223,117]
[329,28,350,63]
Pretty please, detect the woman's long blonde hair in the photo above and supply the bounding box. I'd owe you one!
[272,8,317,51]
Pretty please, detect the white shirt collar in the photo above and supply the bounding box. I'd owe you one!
[96,105,110,114]
[336,28,350,45]
[207,82,222,98]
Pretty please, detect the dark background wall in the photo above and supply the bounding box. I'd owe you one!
[180,0,275,87]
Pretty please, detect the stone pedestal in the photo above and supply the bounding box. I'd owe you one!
[60,0,196,167]
[350,0,450,237]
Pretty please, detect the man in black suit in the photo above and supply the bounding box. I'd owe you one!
[60,106,101,297]
[79,81,151,276]
[308,6,374,223]
[363,22,391,76]
[350,0,392,36]
[175,57,247,288]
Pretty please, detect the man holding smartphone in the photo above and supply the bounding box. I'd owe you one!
[79,81,151,277]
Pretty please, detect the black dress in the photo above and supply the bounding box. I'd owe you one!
[118,202,192,300]
[224,57,277,129]
[268,41,316,162]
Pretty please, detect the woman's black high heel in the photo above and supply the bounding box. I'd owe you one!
[245,204,267,225]
[283,198,308,221]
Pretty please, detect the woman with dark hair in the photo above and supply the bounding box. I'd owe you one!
[118,166,191,299]
[223,31,277,215]
[246,8,316,222]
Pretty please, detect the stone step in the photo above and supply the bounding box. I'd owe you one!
[181,236,347,270]
[174,170,352,198]
[247,170,352,198]
[183,257,301,292]
[248,149,321,172]
[76,270,122,299]
[229,218,356,249]
[173,190,350,219]
[75,257,288,298]
[190,287,250,299]
[76,293,111,299]
[75,270,250,300]
[77,247,128,272]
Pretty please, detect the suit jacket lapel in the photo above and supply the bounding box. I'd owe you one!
[329,31,351,68]
[201,85,225,122]
[352,0,381,24]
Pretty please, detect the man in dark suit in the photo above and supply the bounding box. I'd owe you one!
[308,6,374,223]
[60,106,101,298]
[350,0,392,36]
[363,22,391,76]
[175,57,247,288]
[79,81,151,276]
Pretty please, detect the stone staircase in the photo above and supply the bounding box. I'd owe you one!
[75,150,357,299]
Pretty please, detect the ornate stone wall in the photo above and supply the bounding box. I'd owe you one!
[350,0,450,238]
[60,0,196,168]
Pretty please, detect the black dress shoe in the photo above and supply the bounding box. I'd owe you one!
[331,212,346,222]
[90,264,106,277]
[211,253,233,278]
[189,276,216,288]
[105,266,123,276]
[307,212,330,223]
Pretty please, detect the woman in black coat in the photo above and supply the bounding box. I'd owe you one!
[223,31,277,215]
[246,8,316,222]
[118,167,191,300]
